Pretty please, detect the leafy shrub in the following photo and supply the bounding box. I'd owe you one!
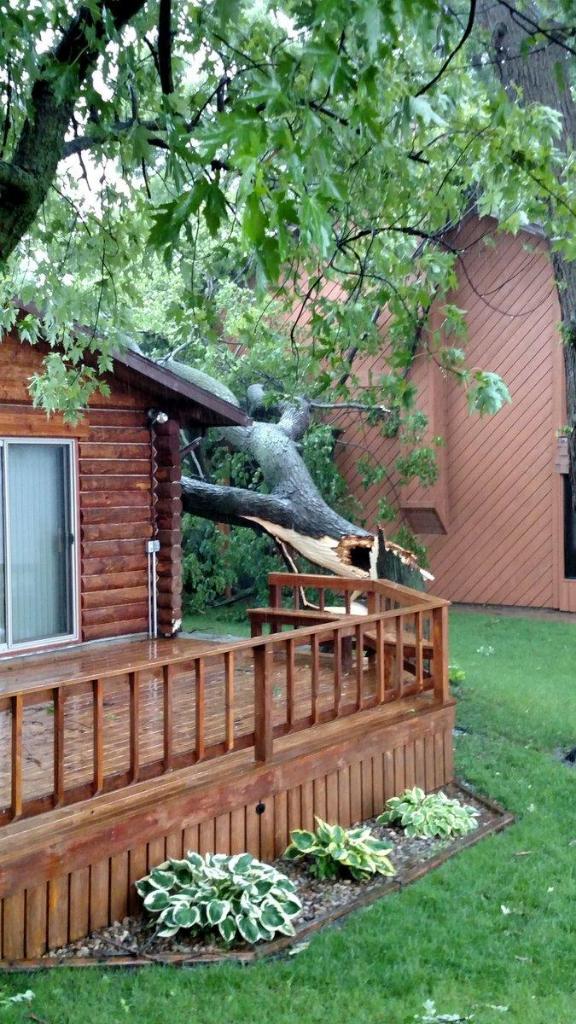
[448,663,466,684]
[377,788,479,839]
[136,852,302,944]
[284,817,395,881]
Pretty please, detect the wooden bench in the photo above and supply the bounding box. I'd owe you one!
[247,607,434,660]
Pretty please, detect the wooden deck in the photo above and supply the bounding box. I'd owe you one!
[0,573,453,962]
[0,634,399,811]
[0,573,449,824]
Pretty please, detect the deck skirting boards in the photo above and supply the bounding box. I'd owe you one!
[0,700,455,961]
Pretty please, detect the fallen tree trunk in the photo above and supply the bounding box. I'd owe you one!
[174,361,430,588]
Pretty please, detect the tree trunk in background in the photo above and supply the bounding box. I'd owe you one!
[480,2,576,488]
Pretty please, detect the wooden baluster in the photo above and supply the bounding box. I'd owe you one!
[53,688,65,807]
[93,678,104,794]
[344,591,351,614]
[375,617,386,704]
[225,651,235,752]
[163,664,173,771]
[395,615,404,699]
[11,693,23,820]
[355,624,364,709]
[333,628,342,716]
[195,659,206,761]
[318,588,325,611]
[432,605,450,703]
[311,633,320,724]
[268,582,282,634]
[294,586,301,611]
[129,671,140,783]
[254,643,273,762]
[415,612,424,692]
[366,594,377,666]
[285,636,295,730]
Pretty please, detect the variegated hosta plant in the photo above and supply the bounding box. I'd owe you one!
[377,788,480,839]
[284,817,395,882]
[136,852,302,944]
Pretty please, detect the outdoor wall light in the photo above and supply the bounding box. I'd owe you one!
[148,408,169,425]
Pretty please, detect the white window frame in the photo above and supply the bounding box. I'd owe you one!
[0,438,79,652]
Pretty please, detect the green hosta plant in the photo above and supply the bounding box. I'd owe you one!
[284,817,395,881]
[136,852,302,944]
[377,788,480,839]
[448,663,466,684]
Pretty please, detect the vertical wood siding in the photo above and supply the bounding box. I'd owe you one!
[0,704,454,960]
[334,218,568,608]
[424,218,560,607]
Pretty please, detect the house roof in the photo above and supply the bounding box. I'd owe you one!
[12,300,250,429]
[112,347,250,428]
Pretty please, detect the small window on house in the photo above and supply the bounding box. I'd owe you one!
[0,440,77,650]
[564,474,576,579]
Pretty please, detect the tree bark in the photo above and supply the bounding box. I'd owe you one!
[0,0,147,264]
[175,360,429,587]
[480,2,576,485]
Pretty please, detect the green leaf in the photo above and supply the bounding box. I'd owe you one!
[207,899,231,925]
[204,183,228,236]
[236,913,260,944]
[260,904,285,930]
[149,869,176,890]
[243,193,268,244]
[287,830,317,853]
[143,889,171,912]
[218,916,236,944]
[172,905,201,929]
[229,853,254,874]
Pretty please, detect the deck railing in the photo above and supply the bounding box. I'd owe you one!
[0,574,449,825]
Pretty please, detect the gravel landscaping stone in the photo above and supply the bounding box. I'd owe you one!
[40,784,506,966]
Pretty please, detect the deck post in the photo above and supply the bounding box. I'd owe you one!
[254,643,273,762]
[432,605,450,704]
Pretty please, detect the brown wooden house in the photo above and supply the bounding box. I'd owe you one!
[334,215,576,612]
[0,319,453,964]
[0,326,251,654]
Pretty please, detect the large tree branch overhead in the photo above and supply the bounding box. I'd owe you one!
[0,0,146,264]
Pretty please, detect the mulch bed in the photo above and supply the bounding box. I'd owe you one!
[4,781,514,971]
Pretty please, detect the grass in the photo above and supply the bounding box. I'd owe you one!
[182,607,251,637]
[3,610,576,1024]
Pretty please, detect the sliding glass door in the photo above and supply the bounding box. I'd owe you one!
[0,440,77,650]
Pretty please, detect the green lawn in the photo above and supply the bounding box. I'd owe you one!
[3,611,576,1024]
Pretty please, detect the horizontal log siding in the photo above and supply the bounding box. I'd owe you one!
[153,419,183,636]
[79,409,153,641]
[0,333,155,642]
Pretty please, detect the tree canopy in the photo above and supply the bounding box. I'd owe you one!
[2,0,575,423]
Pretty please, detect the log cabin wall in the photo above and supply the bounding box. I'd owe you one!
[152,419,183,636]
[0,332,158,645]
[79,405,153,641]
[333,216,576,610]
